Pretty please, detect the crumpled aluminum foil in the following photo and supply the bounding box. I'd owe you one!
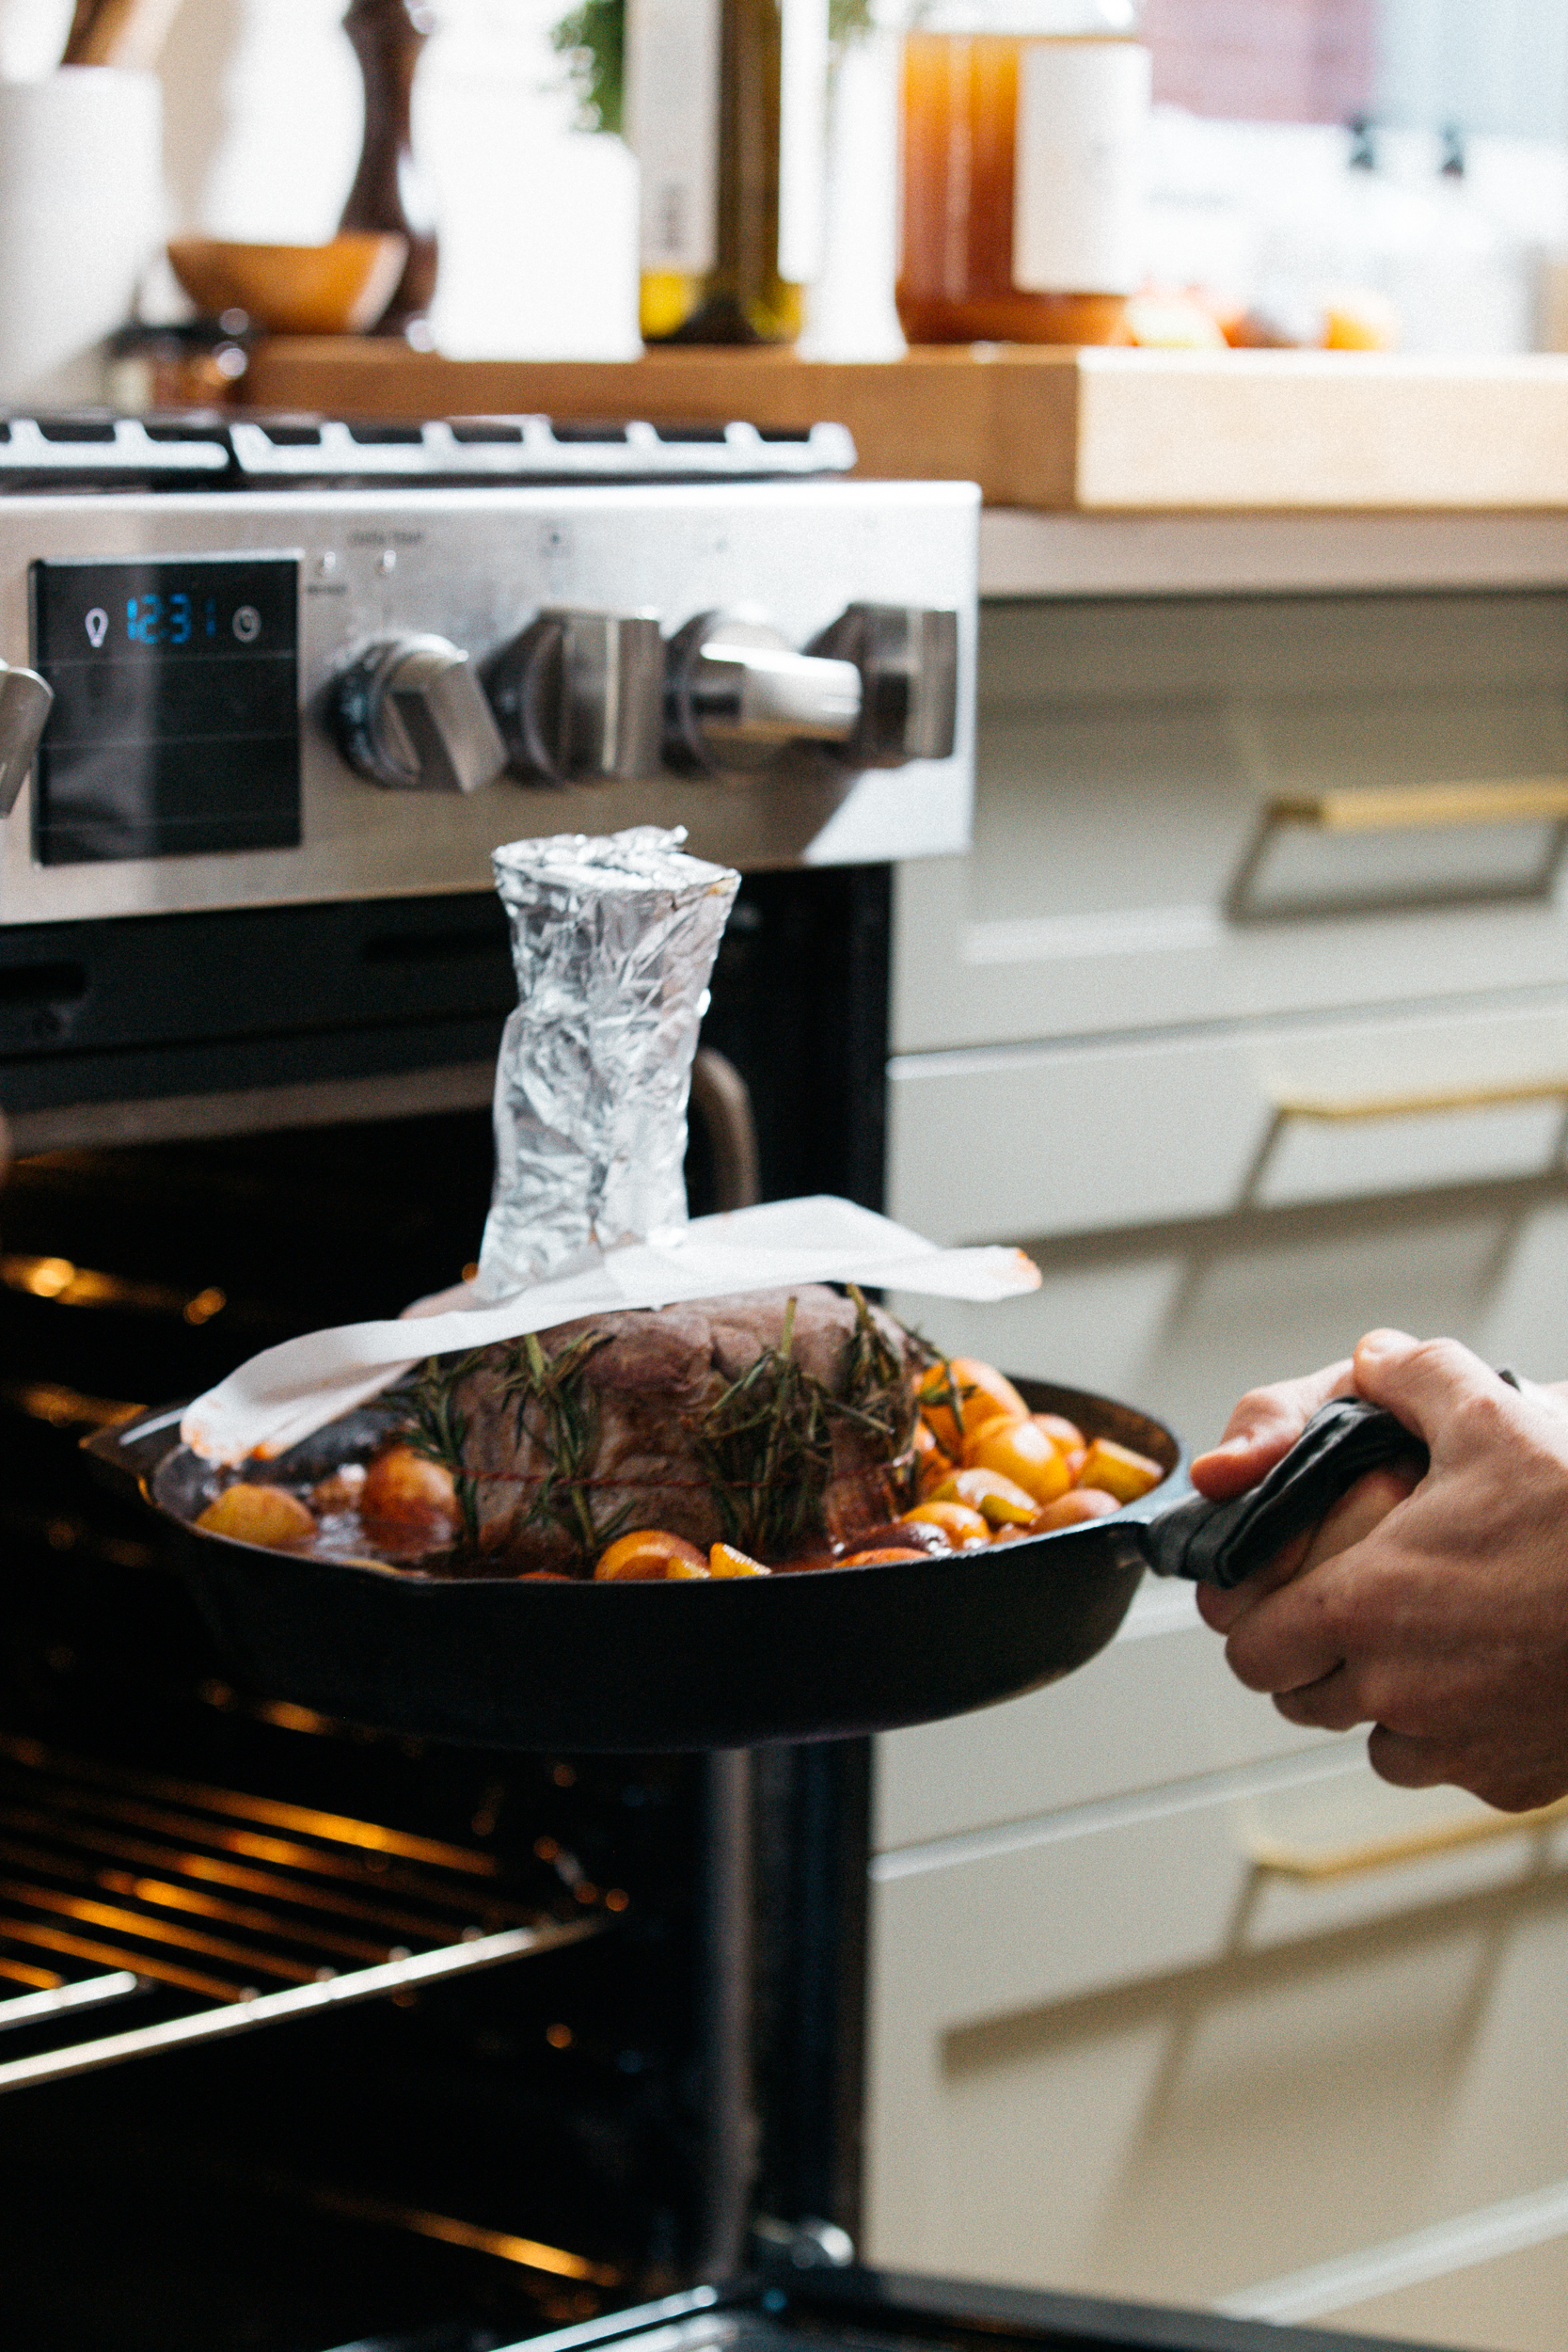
[475,825,740,1296]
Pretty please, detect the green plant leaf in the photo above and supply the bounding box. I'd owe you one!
[550,0,626,136]
[830,0,875,47]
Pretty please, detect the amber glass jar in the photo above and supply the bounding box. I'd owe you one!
[897,4,1149,345]
[628,0,829,345]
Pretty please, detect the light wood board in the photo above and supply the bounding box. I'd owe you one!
[242,340,1568,512]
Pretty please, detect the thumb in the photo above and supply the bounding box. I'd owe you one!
[1191,1357,1355,1500]
[1353,1328,1504,1452]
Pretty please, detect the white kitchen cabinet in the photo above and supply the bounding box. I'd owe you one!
[869,565,1568,2349]
[873,1580,1336,1853]
[889,994,1568,1248]
[1288,2238,1568,2352]
[894,592,1568,1057]
[891,1150,1568,1490]
[868,1708,1568,2322]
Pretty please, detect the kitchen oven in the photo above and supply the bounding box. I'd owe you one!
[0,415,1442,2352]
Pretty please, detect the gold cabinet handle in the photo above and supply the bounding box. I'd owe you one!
[1228,778,1568,919]
[1248,1794,1568,1883]
[1269,780,1568,834]
[1271,1076,1568,1124]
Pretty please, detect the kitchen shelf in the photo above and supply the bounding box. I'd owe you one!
[243,341,1568,513]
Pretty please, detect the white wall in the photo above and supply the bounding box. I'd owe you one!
[1377,0,1568,144]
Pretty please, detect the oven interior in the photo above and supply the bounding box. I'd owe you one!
[0,866,883,2352]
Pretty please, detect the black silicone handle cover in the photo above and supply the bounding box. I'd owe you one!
[1142,1395,1430,1590]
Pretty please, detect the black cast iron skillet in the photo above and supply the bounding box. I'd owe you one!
[83,1376,1184,1752]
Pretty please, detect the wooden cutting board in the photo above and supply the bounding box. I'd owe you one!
[241,340,1568,512]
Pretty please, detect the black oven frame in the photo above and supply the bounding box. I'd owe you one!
[0,855,1464,2352]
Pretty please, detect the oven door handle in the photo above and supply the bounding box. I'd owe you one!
[689,1048,762,1214]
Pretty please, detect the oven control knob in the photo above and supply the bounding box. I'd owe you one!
[0,659,54,818]
[666,613,863,773]
[484,609,664,785]
[806,604,960,769]
[332,634,507,794]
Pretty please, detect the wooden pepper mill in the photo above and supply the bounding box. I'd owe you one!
[338,0,439,337]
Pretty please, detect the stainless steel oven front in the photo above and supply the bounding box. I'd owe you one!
[0,416,976,934]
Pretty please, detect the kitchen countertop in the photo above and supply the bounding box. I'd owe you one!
[244,340,1568,516]
[977,506,1568,596]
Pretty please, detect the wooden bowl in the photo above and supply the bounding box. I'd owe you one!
[166,233,408,336]
[895,288,1130,345]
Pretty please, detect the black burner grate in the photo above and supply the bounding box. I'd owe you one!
[0,412,856,490]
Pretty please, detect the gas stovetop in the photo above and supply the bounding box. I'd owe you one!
[0,413,857,492]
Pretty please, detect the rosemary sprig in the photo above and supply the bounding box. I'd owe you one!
[501,1327,629,1564]
[689,1290,917,1556]
[839,1282,923,1508]
[403,1353,483,1549]
[839,1285,917,1439]
[690,1296,838,1559]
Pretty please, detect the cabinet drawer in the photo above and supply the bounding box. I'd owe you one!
[866,1756,1568,2314]
[895,591,1568,1055]
[874,1748,1568,2036]
[875,1581,1338,1853]
[890,993,1568,1246]
[892,1152,1568,1502]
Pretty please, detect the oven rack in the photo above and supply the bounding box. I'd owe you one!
[0,1731,609,2096]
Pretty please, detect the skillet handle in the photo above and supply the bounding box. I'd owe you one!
[80,1403,187,1503]
[1138,1394,1433,1591]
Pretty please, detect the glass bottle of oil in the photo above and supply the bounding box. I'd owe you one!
[898,0,1149,345]
[627,0,830,344]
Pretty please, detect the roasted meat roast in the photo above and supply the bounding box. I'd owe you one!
[408,1285,924,1573]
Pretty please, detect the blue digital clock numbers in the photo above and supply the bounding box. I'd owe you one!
[125,591,224,647]
[30,551,300,866]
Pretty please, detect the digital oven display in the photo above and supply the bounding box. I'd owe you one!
[29,554,300,865]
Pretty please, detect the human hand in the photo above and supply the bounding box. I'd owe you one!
[1194,1454,1423,1637]
[1190,1356,1359,1503]
[1186,1352,1381,1627]
[1211,1329,1568,1811]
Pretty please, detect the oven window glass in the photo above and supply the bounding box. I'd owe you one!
[29,554,300,865]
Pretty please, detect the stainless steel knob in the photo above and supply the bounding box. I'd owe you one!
[806,604,960,769]
[485,609,663,785]
[332,633,506,794]
[0,659,55,817]
[666,612,863,773]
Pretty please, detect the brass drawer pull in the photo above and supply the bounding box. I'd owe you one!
[1271,1076,1568,1124]
[1249,1794,1568,1883]
[1270,779,1568,834]
[1227,777,1568,920]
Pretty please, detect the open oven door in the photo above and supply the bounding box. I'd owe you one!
[404,2263,1445,2352]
